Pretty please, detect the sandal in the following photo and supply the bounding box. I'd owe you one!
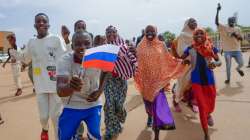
[208,115,214,127]
[15,89,22,96]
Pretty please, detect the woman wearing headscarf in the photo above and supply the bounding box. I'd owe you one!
[181,28,221,140]
[134,25,187,140]
[173,18,198,112]
[104,25,137,140]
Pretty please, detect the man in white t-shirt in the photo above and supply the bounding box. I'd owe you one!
[21,13,66,140]
[215,3,244,84]
[57,31,106,140]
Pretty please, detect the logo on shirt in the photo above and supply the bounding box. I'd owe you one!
[47,66,56,81]
[33,67,42,76]
[47,47,57,61]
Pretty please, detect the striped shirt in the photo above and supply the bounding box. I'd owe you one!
[108,36,137,80]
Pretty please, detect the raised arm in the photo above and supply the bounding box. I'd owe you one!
[215,3,221,26]
[61,25,70,45]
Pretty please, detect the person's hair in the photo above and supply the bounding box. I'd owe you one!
[74,20,86,31]
[94,35,106,46]
[72,31,92,47]
[6,33,17,50]
[35,13,49,22]
[6,33,15,40]
[158,34,165,41]
[188,18,196,22]
[228,17,236,23]
[105,25,117,33]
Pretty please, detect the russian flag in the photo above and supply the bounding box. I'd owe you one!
[82,44,120,72]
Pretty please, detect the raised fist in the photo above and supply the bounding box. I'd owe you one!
[217,3,221,11]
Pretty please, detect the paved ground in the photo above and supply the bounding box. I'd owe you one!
[0,52,250,140]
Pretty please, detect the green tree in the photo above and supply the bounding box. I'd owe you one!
[204,27,215,36]
[162,31,176,43]
[237,25,250,32]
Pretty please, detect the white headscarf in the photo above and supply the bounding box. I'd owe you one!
[176,18,196,56]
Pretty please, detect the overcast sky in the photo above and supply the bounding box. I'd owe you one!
[0,0,249,45]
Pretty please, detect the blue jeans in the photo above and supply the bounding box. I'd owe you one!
[58,106,102,140]
[224,51,244,80]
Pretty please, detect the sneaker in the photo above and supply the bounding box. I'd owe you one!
[208,115,214,127]
[237,69,244,77]
[224,79,230,84]
[41,130,48,140]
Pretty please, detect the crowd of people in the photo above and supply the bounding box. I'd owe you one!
[0,3,248,140]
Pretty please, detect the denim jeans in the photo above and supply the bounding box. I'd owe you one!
[224,51,244,80]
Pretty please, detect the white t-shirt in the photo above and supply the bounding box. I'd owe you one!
[22,34,66,94]
[218,24,242,52]
[57,52,102,109]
